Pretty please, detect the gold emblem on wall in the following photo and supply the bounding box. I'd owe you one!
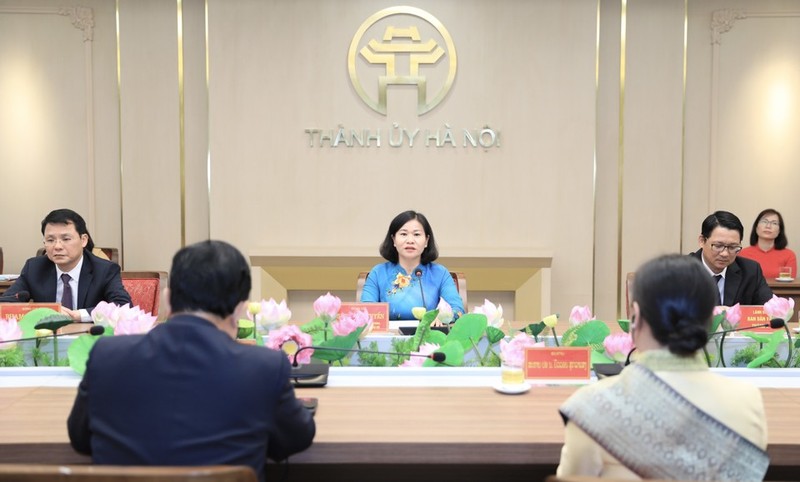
[348,6,457,116]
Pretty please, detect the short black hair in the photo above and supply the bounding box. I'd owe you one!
[169,240,251,318]
[41,209,95,251]
[700,210,744,242]
[632,254,716,356]
[378,210,439,265]
[750,208,788,250]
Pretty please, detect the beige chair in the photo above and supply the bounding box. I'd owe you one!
[356,271,467,308]
[0,464,257,482]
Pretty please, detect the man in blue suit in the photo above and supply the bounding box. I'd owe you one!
[67,240,315,482]
[1,209,130,321]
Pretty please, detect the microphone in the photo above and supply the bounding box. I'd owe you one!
[0,290,31,303]
[709,318,784,338]
[0,324,105,345]
[712,319,784,367]
[288,345,447,387]
[414,268,427,309]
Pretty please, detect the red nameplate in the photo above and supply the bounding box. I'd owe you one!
[737,306,775,332]
[339,302,389,332]
[524,347,591,380]
[0,303,61,320]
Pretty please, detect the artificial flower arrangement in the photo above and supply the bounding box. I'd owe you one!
[0,302,156,370]
[263,293,374,366]
[725,295,798,368]
[68,301,157,374]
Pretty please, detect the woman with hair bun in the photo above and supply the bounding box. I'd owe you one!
[556,254,768,481]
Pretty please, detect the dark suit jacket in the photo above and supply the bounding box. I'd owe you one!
[1,250,130,312]
[689,250,773,305]
[67,315,315,482]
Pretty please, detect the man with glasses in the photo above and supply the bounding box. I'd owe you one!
[1,209,130,321]
[690,210,772,306]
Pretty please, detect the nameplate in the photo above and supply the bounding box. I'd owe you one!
[524,347,591,380]
[738,305,776,332]
[0,303,61,320]
[339,302,389,332]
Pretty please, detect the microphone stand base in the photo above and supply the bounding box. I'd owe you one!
[290,363,330,387]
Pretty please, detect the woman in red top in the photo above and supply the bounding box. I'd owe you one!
[739,208,797,279]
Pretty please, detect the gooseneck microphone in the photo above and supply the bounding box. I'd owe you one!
[0,290,31,303]
[414,268,427,309]
[712,319,785,367]
[709,318,785,337]
[0,324,105,345]
[291,345,446,367]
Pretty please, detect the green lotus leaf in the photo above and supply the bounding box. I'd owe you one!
[18,308,60,338]
[485,326,506,345]
[311,325,365,362]
[446,313,487,350]
[68,333,104,375]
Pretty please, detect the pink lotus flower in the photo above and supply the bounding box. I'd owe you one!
[714,303,741,328]
[436,298,454,324]
[313,292,341,323]
[569,305,593,326]
[400,342,440,367]
[266,324,314,364]
[91,301,156,335]
[248,298,292,331]
[332,308,372,337]
[764,295,795,321]
[472,299,504,328]
[603,332,633,362]
[500,332,542,368]
[0,318,22,350]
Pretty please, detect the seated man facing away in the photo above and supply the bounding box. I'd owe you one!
[1,208,130,321]
[67,240,315,482]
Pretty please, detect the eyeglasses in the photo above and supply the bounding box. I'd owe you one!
[709,243,742,254]
[759,219,780,228]
[43,236,75,247]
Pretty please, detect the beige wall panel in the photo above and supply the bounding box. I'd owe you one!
[0,1,97,272]
[621,0,685,279]
[594,0,621,321]
[119,0,182,271]
[713,10,800,249]
[208,0,597,322]
[182,0,210,245]
[685,0,800,253]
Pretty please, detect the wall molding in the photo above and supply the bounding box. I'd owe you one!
[0,5,96,226]
[708,10,800,209]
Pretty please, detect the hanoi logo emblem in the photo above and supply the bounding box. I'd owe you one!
[348,6,457,116]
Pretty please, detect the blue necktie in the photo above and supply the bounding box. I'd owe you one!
[713,274,723,305]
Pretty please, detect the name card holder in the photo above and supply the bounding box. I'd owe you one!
[737,306,776,332]
[0,303,61,320]
[339,302,389,332]
[524,347,591,380]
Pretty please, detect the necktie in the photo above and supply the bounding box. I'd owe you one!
[61,273,73,310]
[713,274,723,305]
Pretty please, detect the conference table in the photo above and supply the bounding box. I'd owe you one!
[1,367,800,481]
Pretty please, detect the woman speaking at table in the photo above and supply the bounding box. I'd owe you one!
[360,210,464,322]
[556,254,768,481]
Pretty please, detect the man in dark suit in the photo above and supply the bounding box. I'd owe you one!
[67,240,315,482]
[1,209,130,321]
[690,210,773,306]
